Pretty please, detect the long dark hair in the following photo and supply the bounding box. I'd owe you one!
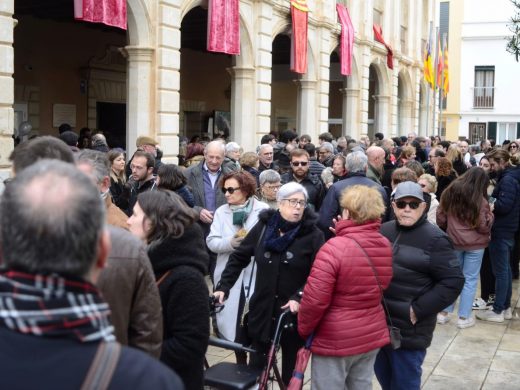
[137,190,196,244]
[439,167,489,228]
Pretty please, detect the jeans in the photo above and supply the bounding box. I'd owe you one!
[489,238,514,313]
[374,346,426,390]
[445,249,485,319]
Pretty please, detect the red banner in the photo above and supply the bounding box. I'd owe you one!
[207,0,240,55]
[373,24,393,69]
[336,4,355,76]
[290,1,309,74]
[74,0,127,30]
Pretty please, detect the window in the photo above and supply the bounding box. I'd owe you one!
[401,1,408,54]
[474,66,495,108]
[373,0,384,27]
[497,122,516,144]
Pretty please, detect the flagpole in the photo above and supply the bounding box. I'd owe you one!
[425,22,433,136]
[432,27,440,137]
[438,33,447,135]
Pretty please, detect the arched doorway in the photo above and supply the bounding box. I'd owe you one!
[397,70,413,135]
[13,1,128,147]
[179,6,232,142]
[328,51,343,138]
[271,34,298,134]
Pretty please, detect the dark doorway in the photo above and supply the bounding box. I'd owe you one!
[97,102,126,149]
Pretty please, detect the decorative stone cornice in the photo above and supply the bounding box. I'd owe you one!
[121,46,154,62]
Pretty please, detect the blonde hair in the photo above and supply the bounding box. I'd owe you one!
[419,173,438,193]
[340,185,385,224]
[399,145,416,160]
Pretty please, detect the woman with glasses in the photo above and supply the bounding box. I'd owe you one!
[256,169,282,209]
[436,167,494,328]
[507,141,520,156]
[206,171,269,362]
[213,182,325,385]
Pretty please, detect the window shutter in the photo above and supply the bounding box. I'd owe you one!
[517,122,520,139]
[488,122,497,140]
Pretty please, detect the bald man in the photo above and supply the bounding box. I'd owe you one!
[366,146,386,185]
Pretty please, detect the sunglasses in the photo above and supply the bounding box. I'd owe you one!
[511,145,518,149]
[394,200,422,209]
[291,161,308,167]
[419,183,427,188]
[222,187,241,194]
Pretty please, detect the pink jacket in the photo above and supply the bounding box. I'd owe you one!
[436,197,494,250]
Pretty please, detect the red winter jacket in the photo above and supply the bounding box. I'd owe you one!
[298,219,393,357]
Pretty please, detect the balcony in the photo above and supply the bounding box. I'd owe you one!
[473,87,495,108]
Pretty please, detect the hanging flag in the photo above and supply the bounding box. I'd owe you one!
[423,40,434,88]
[207,0,240,55]
[336,4,355,76]
[373,24,393,69]
[291,0,309,74]
[442,40,449,96]
[74,0,127,30]
[436,33,444,89]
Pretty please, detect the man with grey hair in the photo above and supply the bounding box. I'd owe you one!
[224,141,241,171]
[185,140,235,276]
[366,145,386,185]
[258,143,279,172]
[0,160,182,389]
[318,151,388,239]
[318,142,335,167]
[75,150,163,358]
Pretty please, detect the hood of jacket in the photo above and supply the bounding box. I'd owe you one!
[258,207,319,238]
[147,223,208,277]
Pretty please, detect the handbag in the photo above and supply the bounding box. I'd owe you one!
[350,238,402,350]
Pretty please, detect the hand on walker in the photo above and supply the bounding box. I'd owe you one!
[281,300,300,313]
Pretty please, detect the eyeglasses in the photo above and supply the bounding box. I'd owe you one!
[419,183,427,188]
[222,187,241,194]
[318,152,329,155]
[264,184,281,190]
[511,145,518,149]
[394,200,422,210]
[282,198,307,208]
[291,161,308,167]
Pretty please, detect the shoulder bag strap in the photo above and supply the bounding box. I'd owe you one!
[81,342,122,390]
[349,237,395,329]
[156,270,172,287]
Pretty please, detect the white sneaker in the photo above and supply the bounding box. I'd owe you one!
[457,317,475,329]
[472,298,488,310]
[476,308,504,323]
[437,312,450,324]
[503,307,513,320]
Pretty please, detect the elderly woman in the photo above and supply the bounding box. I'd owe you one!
[256,169,281,209]
[240,151,261,185]
[332,154,348,182]
[214,182,325,385]
[127,190,209,390]
[299,185,392,390]
[418,174,439,225]
[206,171,269,353]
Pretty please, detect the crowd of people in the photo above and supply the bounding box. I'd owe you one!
[0,126,519,389]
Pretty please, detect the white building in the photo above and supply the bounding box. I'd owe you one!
[0,0,436,180]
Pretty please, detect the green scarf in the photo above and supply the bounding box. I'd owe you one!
[230,198,254,226]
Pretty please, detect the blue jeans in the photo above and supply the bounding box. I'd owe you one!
[489,238,514,313]
[445,249,485,319]
[374,346,426,390]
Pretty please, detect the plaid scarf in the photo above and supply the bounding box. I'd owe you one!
[0,270,115,343]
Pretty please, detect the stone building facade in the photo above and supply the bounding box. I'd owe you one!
[0,0,436,177]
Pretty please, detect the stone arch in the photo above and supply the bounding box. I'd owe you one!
[369,59,390,96]
[397,68,414,135]
[180,0,208,19]
[234,15,254,68]
[397,68,414,102]
[127,0,152,46]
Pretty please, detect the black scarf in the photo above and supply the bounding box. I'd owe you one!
[263,211,301,252]
[0,270,114,343]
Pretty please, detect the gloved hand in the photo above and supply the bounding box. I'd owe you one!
[230,235,244,249]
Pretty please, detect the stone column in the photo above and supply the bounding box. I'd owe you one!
[295,79,317,137]
[0,1,14,187]
[341,88,360,139]
[228,67,256,152]
[399,99,413,135]
[122,46,154,155]
[374,95,390,136]
[255,3,273,141]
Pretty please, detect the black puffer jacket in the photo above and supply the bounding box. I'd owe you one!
[217,209,324,343]
[491,166,520,239]
[380,215,464,350]
[147,223,210,390]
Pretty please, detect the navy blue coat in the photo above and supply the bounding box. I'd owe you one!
[318,172,388,239]
[491,166,520,239]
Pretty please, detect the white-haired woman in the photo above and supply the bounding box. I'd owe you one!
[256,169,282,209]
[418,173,439,225]
[214,182,325,385]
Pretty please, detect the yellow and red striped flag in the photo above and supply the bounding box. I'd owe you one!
[423,40,434,88]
